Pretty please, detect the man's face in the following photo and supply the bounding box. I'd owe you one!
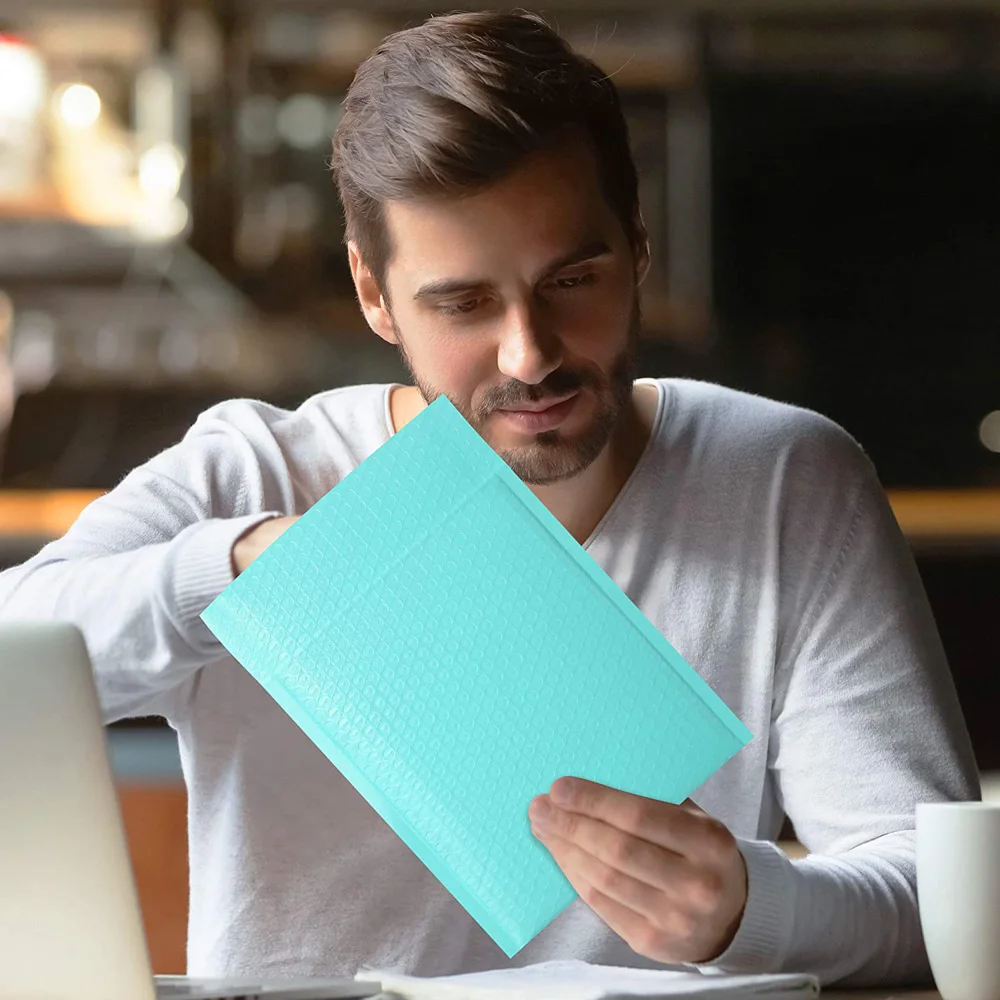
[375,138,645,485]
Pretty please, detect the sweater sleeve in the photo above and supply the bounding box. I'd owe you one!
[0,405,287,722]
[698,432,980,985]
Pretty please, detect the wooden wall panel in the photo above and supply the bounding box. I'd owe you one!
[116,784,189,975]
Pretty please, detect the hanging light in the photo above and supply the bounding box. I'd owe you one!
[56,83,102,129]
[979,411,1000,454]
[138,142,185,200]
[0,35,46,121]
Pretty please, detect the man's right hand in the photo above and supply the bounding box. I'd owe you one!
[231,515,299,576]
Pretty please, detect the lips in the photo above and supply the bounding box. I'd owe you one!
[494,391,581,432]
[499,392,577,414]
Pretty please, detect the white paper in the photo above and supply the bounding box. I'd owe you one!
[357,960,820,1000]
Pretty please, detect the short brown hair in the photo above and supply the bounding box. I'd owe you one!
[330,10,641,298]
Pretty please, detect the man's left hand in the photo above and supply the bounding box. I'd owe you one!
[529,777,748,964]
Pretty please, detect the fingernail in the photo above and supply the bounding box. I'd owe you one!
[551,779,573,805]
[529,799,550,822]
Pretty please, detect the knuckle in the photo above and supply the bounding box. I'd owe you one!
[635,922,670,959]
[626,801,652,831]
[669,912,699,947]
[702,820,734,863]
[580,881,604,908]
[609,834,638,868]
[690,872,724,913]
[598,865,629,897]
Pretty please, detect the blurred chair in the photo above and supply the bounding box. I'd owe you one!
[0,292,13,464]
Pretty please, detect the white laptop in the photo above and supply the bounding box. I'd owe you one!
[0,621,383,1000]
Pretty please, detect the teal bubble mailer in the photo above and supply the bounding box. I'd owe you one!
[201,395,752,957]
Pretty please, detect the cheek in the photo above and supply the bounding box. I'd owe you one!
[403,318,497,390]
[555,289,633,356]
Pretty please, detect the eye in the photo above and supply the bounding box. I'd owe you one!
[551,272,598,291]
[439,299,482,317]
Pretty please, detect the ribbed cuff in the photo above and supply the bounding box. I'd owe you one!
[165,513,282,654]
[695,838,797,974]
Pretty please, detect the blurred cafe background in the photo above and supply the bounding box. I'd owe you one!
[0,0,997,974]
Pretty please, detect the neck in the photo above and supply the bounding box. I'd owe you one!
[528,388,652,545]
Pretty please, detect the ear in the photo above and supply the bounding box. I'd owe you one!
[348,242,398,345]
[633,213,651,288]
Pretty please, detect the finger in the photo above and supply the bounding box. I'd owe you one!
[565,871,657,955]
[576,882,687,965]
[546,778,704,856]
[542,841,676,963]
[538,829,670,922]
[531,802,685,893]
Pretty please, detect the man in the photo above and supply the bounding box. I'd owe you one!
[0,10,978,987]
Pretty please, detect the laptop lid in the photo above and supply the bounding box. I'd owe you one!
[0,622,385,1000]
[0,621,157,1000]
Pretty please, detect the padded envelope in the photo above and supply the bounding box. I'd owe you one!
[201,395,752,957]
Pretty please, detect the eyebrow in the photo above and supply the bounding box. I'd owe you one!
[412,239,613,303]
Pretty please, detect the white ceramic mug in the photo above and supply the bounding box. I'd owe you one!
[916,802,1000,1000]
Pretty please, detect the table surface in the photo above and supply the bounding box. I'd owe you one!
[832,992,939,1000]
[263,986,943,999]
[360,990,941,1000]
[164,985,941,999]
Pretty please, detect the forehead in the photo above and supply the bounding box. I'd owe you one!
[381,139,621,285]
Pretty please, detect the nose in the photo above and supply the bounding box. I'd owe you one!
[496,301,563,386]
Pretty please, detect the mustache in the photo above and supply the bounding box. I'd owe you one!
[482,371,591,412]
[481,294,642,413]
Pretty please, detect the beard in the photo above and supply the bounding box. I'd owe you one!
[393,296,642,485]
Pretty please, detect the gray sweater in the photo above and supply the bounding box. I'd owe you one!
[0,377,979,986]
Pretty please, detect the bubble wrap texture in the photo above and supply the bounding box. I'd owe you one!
[201,395,752,957]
